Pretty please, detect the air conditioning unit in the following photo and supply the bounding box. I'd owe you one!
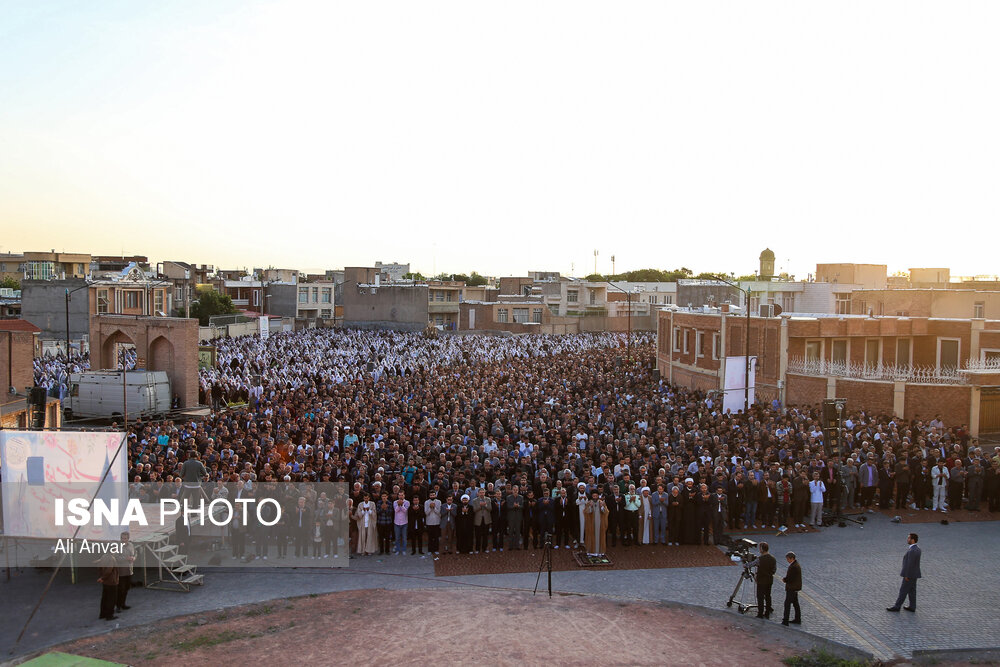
[758,304,783,318]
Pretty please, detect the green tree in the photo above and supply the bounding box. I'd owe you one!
[189,287,238,326]
[402,272,425,280]
[0,276,20,290]
[585,273,605,282]
[467,271,488,286]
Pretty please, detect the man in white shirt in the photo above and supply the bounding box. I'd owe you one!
[808,471,827,528]
[931,462,950,511]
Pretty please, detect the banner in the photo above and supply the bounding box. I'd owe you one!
[722,356,757,415]
[1,431,128,540]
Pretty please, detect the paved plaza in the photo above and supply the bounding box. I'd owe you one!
[2,512,998,662]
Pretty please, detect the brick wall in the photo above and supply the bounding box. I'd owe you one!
[786,374,827,408]
[0,330,35,392]
[904,384,971,427]
[91,316,200,408]
[836,379,895,417]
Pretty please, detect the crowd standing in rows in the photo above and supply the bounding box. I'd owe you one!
[109,329,1000,559]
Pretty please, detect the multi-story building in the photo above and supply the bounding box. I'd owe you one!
[374,262,410,282]
[849,289,1000,320]
[296,281,336,322]
[815,263,887,289]
[540,279,609,317]
[89,263,173,317]
[22,251,92,281]
[426,280,462,329]
[159,261,214,317]
[0,252,25,285]
[657,307,1000,436]
[342,267,429,331]
[91,255,151,274]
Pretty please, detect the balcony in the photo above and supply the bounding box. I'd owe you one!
[428,302,459,314]
[231,298,249,307]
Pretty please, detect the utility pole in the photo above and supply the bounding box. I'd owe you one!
[611,255,615,277]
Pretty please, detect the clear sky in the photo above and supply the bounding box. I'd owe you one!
[2,1,998,279]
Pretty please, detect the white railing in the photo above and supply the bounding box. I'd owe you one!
[963,357,1000,372]
[786,357,968,384]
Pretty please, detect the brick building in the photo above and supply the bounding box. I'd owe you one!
[657,308,1000,436]
[90,315,200,408]
[849,288,1000,319]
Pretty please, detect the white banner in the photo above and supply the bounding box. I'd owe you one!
[722,356,757,415]
[259,315,270,339]
[1,431,128,539]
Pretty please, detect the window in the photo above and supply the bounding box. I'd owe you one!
[320,309,331,318]
[938,338,960,370]
[434,291,445,302]
[312,287,319,302]
[974,301,985,319]
[97,288,109,314]
[783,294,795,312]
[831,339,848,364]
[673,327,681,352]
[712,333,721,360]
[696,331,705,357]
[321,289,331,304]
[125,291,140,309]
[865,339,881,365]
[805,340,822,362]
[299,288,308,304]
[154,290,164,315]
[589,290,596,305]
[532,308,543,323]
[513,308,529,323]
[496,308,508,323]
[567,290,578,303]
[683,329,690,354]
[253,290,260,307]
[435,315,444,325]
[175,286,184,302]
[835,294,850,315]
[896,338,911,366]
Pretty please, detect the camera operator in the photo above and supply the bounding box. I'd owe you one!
[755,542,777,619]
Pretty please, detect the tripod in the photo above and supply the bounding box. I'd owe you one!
[533,532,553,597]
[726,559,758,615]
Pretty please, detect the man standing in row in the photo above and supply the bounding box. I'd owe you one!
[887,533,921,612]
[755,542,776,619]
[781,551,802,626]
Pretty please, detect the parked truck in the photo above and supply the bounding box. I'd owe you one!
[65,371,171,420]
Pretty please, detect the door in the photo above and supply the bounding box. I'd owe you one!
[980,388,1000,435]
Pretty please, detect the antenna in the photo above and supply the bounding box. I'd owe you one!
[611,255,615,276]
[593,249,598,275]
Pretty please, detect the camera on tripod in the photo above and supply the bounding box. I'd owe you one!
[726,538,758,565]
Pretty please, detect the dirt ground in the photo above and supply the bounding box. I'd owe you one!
[54,588,813,666]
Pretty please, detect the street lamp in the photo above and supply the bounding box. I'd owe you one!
[65,282,91,374]
[709,275,752,419]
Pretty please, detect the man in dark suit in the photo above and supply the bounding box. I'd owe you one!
[755,541,777,619]
[291,496,313,557]
[781,551,802,625]
[887,532,922,612]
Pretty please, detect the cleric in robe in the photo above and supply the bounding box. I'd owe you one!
[584,490,610,556]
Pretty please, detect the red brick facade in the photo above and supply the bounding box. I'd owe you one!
[657,309,1000,435]
[90,315,200,408]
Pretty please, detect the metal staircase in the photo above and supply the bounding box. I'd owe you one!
[135,532,205,592]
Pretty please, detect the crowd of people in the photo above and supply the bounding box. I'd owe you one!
[114,328,1000,560]
[33,351,90,398]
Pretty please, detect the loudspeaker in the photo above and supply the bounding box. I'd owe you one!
[28,386,47,408]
